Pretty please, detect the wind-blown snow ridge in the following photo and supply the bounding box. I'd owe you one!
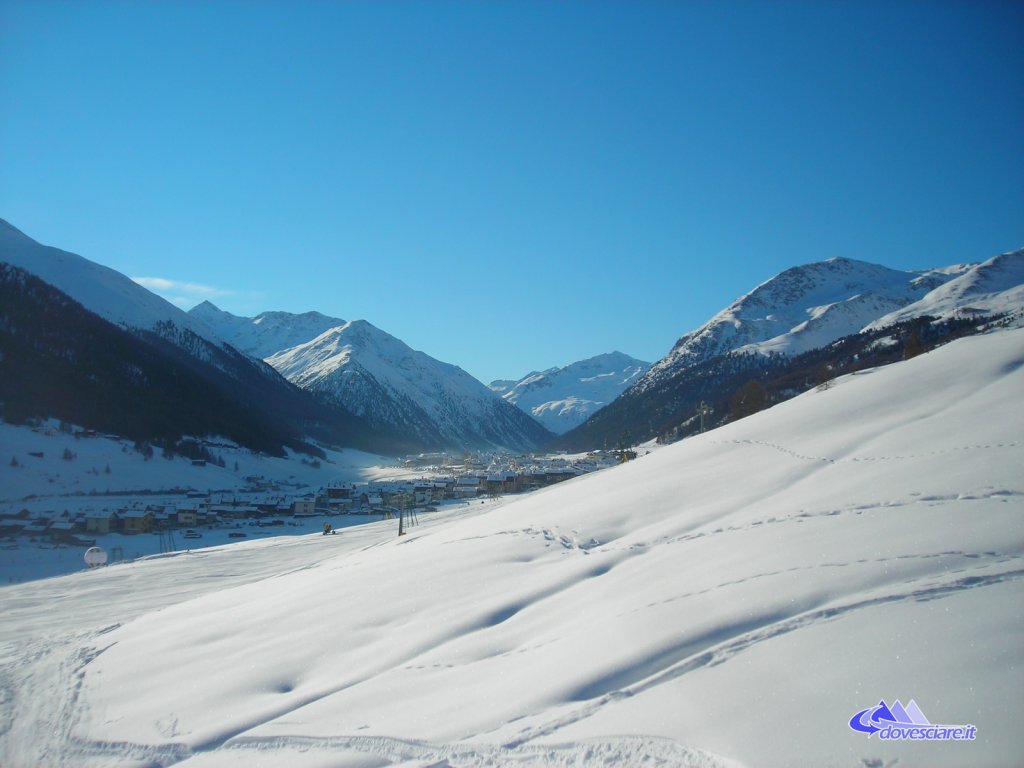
[2,327,1022,767]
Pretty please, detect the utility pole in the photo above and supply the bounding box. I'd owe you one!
[397,492,417,536]
[157,522,177,553]
[697,401,712,433]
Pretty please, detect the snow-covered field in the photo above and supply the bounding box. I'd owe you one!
[1,328,1022,767]
[0,424,417,504]
[0,509,402,586]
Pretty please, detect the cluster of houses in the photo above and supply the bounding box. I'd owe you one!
[1,451,625,547]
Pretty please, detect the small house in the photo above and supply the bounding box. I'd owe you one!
[85,511,119,535]
[120,509,154,534]
[455,476,483,497]
[291,499,316,516]
[325,482,358,501]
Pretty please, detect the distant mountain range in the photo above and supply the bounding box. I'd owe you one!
[3,217,1020,457]
[557,250,1024,450]
[189,302,552,452]
[490,352,650,434]
[0,219,552,454]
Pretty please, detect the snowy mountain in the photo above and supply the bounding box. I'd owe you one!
[639,256,974,391]
[3,326,1021,767]
[559,250,1024,451]
[493,352,651,434]
[0,220,389,455]
[189,305,553,452]
[866,248,1024,330]
[265,320,554,452]
[189,300,346,360]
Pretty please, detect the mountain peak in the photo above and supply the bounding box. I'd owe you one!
[189,305,347,360]
[639,249,1021,398]
[190,305,549,451]
[657,256,960,368]
[258,316,551,451]
[498,352,651,434]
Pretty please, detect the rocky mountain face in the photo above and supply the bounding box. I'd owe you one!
[492,352,650,435]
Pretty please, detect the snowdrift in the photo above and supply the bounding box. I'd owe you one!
[2,329,1022,767]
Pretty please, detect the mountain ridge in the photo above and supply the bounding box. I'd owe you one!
[0,219,225,351]
[189,300,348,360]
[641,256,975,392]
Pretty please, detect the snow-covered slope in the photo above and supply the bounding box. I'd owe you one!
[265,319,552,451]
[867,248,1024,330]
[639,256,974,390]
[3,327,1021,767]
[189,301,346,360]
[0,219,222,348]
[494,352,651,434]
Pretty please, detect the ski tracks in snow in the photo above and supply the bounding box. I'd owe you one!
[197,732,742,768]
[0,629,119,768]
[497,567,1024,751]
[711,436,1022,466]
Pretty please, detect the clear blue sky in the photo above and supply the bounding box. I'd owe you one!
[2,0,1022,384]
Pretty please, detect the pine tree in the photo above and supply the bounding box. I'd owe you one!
[730,379,767,420]
[815,364,834,391]
[903,327,924,360]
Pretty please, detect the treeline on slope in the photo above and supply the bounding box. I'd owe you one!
[0,265,419,456]
[552,313,1013,452]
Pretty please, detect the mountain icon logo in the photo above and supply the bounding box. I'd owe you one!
[849,699,930,735]
[849,699,977,741]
